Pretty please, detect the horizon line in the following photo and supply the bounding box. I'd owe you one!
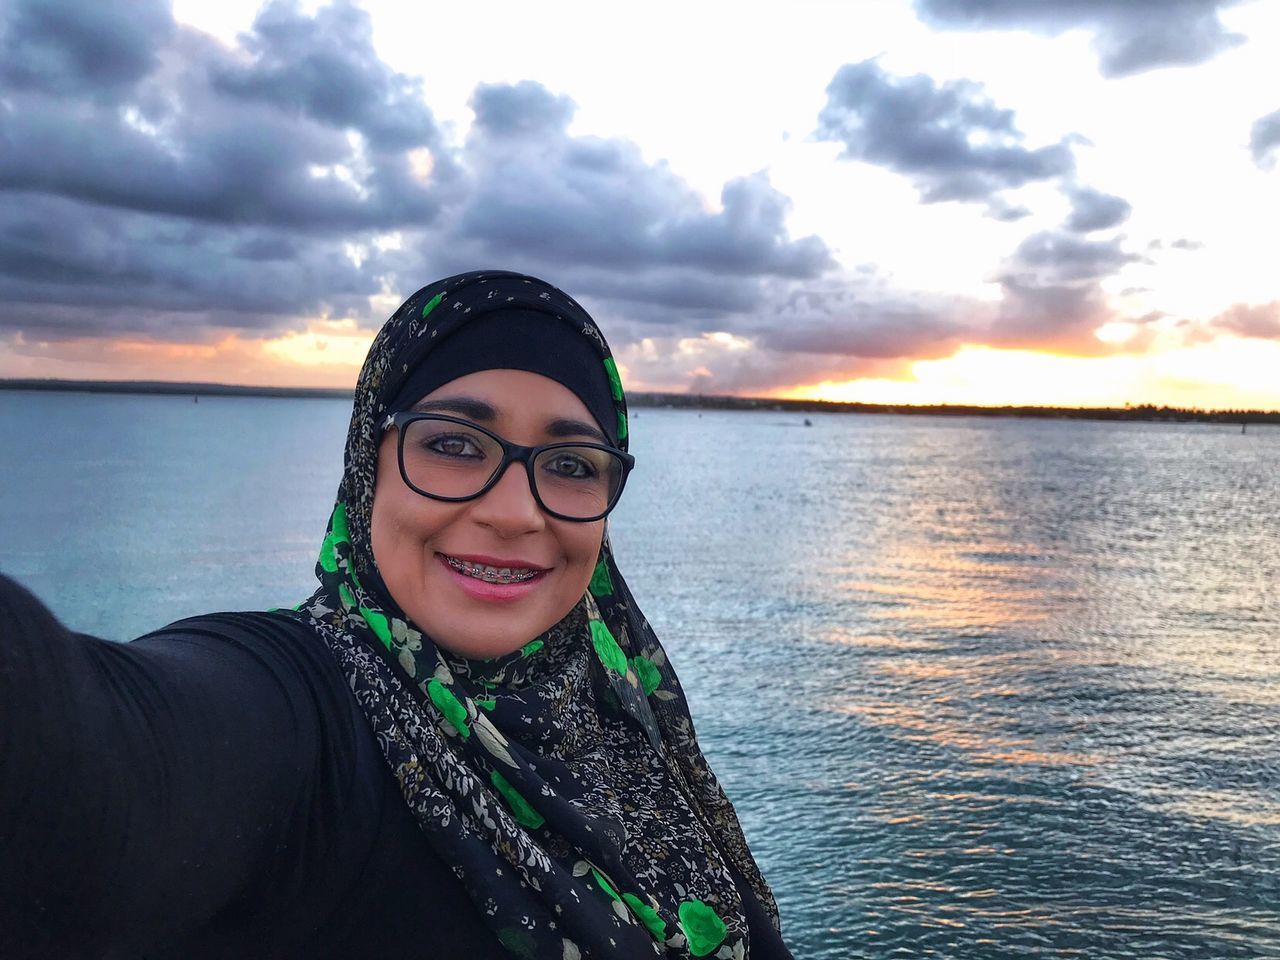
[3,377,1278,420]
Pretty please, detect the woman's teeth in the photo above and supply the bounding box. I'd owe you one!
[444,555,541,583]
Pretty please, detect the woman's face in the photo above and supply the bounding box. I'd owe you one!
[370,368,608,659]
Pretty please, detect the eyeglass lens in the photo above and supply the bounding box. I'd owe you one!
[400,417,624,518]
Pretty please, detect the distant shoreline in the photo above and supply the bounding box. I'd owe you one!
[2,377,1278,424]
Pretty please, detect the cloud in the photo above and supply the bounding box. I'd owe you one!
[0,2,444,233]
[452,82,833,283]
[914,0,1247,77]
[562,269,762,320]
[986,230,1140,352]
[1212,301,1280,339]
[748,279,965,361]
[380,81,835,325]
[209,0,445,155]
[0,2,1167,397]
[616,328,911,395]
[0,0,459,347]
[0,194,376,339]
[1250,109,1280,169]
[1005,231,1138,284]
[0,0,453,345]
[470,80,577,138]
[616,224,1148,392]
[0,0,175,94]
[0,3,833,367]
[1064,186,1131,232]
[815,60,1074,213]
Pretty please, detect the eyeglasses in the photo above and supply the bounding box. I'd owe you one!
[381,412,635,522]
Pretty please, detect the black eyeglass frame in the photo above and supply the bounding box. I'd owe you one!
[382,411,635,522]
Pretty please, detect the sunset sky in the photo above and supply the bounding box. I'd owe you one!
[2,0,1278,408]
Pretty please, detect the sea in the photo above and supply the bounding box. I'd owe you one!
[3,390,1278,959]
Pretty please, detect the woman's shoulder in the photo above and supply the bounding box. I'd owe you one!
[127,607,353,708]
[0,574,314,656]
[137,607,318,645]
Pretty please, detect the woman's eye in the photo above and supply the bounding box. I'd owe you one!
[426,434,483,458]
[547,454,594,479]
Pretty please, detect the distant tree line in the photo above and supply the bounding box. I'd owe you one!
[3,379,1278,423]
[0,379,351,400]
[626,393,1280,424]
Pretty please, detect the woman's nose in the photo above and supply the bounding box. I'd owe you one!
[469,460,545,535]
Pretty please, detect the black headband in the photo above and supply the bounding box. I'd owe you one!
[388,308,619,446]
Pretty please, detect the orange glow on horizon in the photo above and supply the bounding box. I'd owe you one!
[261,319,375,371]
[776,339,1280,411]
[4,331,1279,411]
[0,324,371,390]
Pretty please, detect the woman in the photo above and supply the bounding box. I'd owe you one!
[0,271,792,958]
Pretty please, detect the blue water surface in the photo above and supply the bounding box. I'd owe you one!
[3,391,1278,959]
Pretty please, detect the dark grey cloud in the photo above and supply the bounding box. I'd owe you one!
[637,223,1149,392]
[616,270,972,393]
[470,80,577,139]
[0,0,175,94]
[612,304,923,395]
[750,231,1143,371]
[0,3,443,233]
[1064,186,1131,233]
[455,82,832,282]
[593,223,1147,391]
[0,0,443,341]
[0,2,1164,394]
[384,80,834,329]
[815,60,1074,212]
[987,230,1139,352]
[1213,301,1280,339]
[1250,109,1280,169]
[0,5,834,361]
[568,270,761,318]
[752,281,964,360]
[0,194,376,338]
[915,0,1246,77]
[1004,231,1138,284]
[209,0,442,153]
[677,349,906,396]
[988,277,1111,352]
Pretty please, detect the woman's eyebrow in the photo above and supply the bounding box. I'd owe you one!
[410,396,497,420]
[409,399,608,444]
[545,418,608,443]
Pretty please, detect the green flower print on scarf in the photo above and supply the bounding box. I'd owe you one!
[679,900,728,957]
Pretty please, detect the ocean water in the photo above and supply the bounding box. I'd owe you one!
[3,390,1278,959]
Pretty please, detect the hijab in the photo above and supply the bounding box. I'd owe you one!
[293,271,779,959]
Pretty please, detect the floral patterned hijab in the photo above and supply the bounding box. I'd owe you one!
[293,271,779,958]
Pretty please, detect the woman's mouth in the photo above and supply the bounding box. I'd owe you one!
[437,555,547,601]
[440,554,546,584]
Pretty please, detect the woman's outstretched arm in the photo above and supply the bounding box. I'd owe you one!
[0,574,355,958]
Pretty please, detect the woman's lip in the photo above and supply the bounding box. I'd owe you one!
[436,553,549,603]
[441,552,549,571]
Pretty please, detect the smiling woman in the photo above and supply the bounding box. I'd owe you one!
[372,370,628,658]
[0,271,793,959]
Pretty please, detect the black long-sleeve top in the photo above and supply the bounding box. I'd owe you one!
[0,576,789,959]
